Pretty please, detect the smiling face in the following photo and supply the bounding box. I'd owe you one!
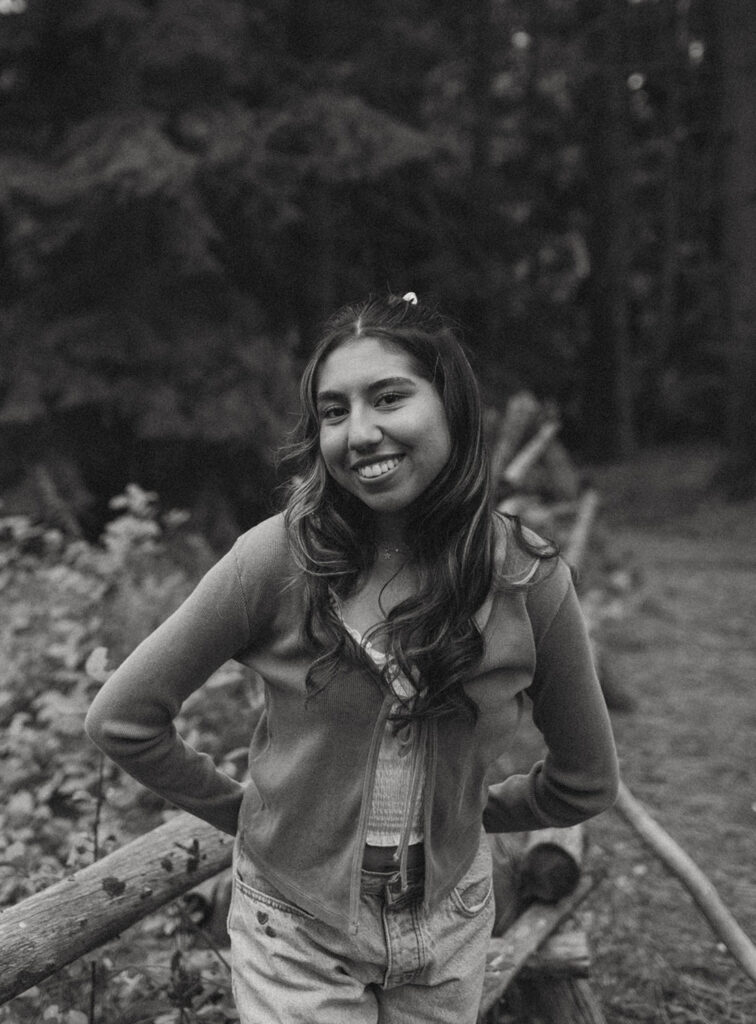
[315,336,452,537]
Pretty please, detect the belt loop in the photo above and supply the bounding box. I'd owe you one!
[381,872,422,910]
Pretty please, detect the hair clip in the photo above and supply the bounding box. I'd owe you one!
[402,292,419,305]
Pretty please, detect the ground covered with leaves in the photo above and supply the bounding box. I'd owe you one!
[1,448,754,1023]
[561,447,755,1024]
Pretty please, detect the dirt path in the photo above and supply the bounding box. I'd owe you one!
[582,449,756,1023]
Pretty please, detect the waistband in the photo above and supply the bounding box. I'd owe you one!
[360,862,424,909]
[362,841,424,873]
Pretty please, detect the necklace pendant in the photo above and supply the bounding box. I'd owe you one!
[378,545,409,561]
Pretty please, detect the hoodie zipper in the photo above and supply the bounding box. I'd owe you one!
[421,721,436,913]
[391,717,426,888]
[348,690,393,933]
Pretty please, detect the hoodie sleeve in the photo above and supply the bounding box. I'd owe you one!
[484,558,619,832]
[84,515,285,835]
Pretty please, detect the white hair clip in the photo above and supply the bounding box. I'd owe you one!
[402,292,419,305]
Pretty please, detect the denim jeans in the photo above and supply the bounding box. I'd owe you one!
[227,832,495,1023]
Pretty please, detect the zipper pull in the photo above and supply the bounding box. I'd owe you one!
[392,720,425,890]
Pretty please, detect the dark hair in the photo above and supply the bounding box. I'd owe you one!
[281,293,548,721]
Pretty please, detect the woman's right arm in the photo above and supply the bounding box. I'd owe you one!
[483,556,619,832]
[85,537,254,836]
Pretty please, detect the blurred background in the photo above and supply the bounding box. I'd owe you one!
[1,0,754,546]
[2,6,756,1021]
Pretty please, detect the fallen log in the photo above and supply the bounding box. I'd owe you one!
[478,873,598,1018]
[0,814,232,1004]
[520,824,584,903]
[539,438,582,501]
[519,929,591,980]
[488,824,585,936]
[515,975,607,1024]
[503,419,560,489]
[614,781,756,985]
[483,930,601,1024]
[489,392,543,484]
[564,488,600,570]
[483,927,603,1024]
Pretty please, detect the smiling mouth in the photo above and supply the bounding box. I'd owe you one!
[354,456,404,480]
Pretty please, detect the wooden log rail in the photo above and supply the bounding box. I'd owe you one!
[0,815,232,1004]
[502,420,560,488]
[478,874,599,1021]
[1,816,599,1015]
[615,781,756,984]
[0,818,594,1008]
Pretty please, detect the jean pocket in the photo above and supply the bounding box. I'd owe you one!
[488,834,521,935]
[450,836,494,917]
[234,869,315,921]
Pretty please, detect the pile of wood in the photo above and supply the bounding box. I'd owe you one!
[479,396,756,1017]
[476,398,620,1021]
[488,391,636,714]
[482,824,605,1022]
[486,391,582,543]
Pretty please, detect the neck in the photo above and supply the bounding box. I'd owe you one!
[373,513,408,550]
[375,541,411,563]
[372,517,413,568]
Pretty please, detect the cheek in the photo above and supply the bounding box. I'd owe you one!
[432,437,452,477]
[429,409,452,470]
[318,430,342,475]
[439,422,452,464]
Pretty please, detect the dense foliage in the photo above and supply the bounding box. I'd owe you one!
[0,0,738,535]
[0,486,260,1022]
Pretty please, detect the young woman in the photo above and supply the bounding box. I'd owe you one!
[86,292,619,1024]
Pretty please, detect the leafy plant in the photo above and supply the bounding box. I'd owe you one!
[0,485,258,1022]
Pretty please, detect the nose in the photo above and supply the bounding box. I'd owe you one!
[347,404,382,450]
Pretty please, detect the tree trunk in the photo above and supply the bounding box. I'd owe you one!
[467,0,498,353]
[644,0,688,443]
[582,3,636,459]
[715,1,756,497]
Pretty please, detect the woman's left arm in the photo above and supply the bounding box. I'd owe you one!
[85,543,252,836]
[484,560,619,832]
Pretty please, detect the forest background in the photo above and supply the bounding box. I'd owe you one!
[1,0,755,544]
[1,1,755,1023]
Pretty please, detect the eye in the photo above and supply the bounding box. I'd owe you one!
[376,391,406,408]
[319,404,347,422]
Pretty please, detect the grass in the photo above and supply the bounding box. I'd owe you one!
[494,443,755,1023]
[569,444,755,1023]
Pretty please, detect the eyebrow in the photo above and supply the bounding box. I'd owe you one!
[316,376,416,404]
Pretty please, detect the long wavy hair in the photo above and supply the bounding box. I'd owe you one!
[281,293,550,721]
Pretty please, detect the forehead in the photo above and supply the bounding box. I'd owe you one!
[315,336,423,395]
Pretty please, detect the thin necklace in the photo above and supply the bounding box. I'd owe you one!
[377,544,411,561]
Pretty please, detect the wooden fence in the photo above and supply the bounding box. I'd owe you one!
[0,815,232,1004]
[0,812,607,1021]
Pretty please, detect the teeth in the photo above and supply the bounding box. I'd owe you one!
[356,457,401,479]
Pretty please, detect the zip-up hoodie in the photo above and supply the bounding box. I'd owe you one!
[85,512,619,934]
